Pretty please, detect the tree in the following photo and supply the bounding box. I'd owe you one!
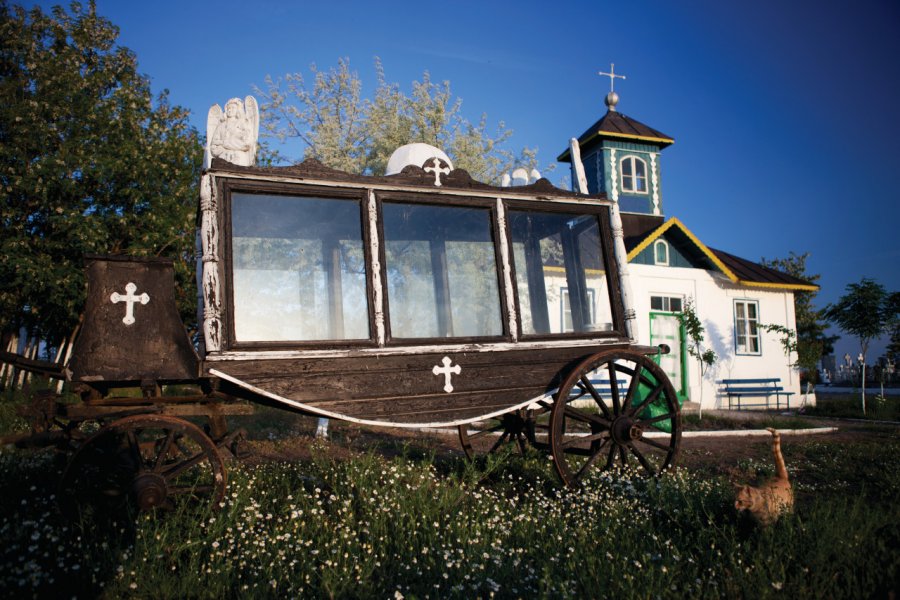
[678,298,717,418]
[255,58,545,184]
[760,252,836,383]
[0,2,203,353]
[824,279,899,415]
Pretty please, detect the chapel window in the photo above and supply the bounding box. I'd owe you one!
[620,156,648,194]
[654,239,669,265]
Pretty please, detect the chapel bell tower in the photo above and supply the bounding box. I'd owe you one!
[558,65,674,216]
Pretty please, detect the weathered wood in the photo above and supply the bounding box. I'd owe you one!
[207,345,619,424]
[68,256,199,384]
[62,402,254,420]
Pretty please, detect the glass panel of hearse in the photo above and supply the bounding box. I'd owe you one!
[382,203,503,339]
[508,210,614,336]
[230,193,369,342]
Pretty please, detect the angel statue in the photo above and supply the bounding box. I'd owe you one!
[205,96,259,167]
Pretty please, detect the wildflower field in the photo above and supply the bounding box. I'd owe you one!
[0,409,898,598]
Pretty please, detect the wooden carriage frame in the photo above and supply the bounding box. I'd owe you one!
[4,156,683,516]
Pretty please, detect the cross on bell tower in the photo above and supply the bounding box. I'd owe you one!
[598,63,626,92]
[598,63,626,112]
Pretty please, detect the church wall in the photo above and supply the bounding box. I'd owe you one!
[627,263,809,410]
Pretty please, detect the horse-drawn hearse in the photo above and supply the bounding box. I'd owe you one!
[2,99,682,517]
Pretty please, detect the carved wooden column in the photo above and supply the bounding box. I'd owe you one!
[200,174,222,351]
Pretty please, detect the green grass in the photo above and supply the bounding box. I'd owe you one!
[1,434,898,598]
[805,393,900,421]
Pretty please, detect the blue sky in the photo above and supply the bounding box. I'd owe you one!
[22,0,900,361]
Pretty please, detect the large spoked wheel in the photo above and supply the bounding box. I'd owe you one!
[59,415,227,520]
[550,350,681,487]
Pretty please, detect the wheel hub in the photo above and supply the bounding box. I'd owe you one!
[133,472,168,510]
[611,417,643,445]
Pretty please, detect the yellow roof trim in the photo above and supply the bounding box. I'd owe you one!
[557,129,675,162]
[626,217,739,282]
[628,218,821,292]
[737,280,820,292]
[599,131,675,145]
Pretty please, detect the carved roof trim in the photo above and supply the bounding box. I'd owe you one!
[208,157,595,200]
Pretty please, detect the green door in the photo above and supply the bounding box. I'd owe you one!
[649,312,688,401]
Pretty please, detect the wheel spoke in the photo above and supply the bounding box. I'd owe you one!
[607,363,622,415]
[125,430,143,469]
[161,451,208,481]
[468,422,506,440]
[563,404,611,428]
[638,412,678,428]
[635,436,673,452]
[618,445,627,466]
[560,431,608,450]
[579,375,612,420]
[629,445,657,475]
[624,364,642,411]
[600,442,616,470]
[153,430,176,472]
[575,439,610,480]
[562,445,595,457]
[488,431,511,454]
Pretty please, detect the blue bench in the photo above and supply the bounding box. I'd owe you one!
[719,378,794,410]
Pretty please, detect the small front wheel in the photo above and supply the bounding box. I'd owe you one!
[59,414,227,519]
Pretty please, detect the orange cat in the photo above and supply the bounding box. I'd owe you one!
[734,428,794,526]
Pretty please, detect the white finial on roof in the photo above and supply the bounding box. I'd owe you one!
[598,63,626,112]
[385,143,453,176]
[502,167,541,187]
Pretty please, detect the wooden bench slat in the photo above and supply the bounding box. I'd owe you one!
[718,377,792,411]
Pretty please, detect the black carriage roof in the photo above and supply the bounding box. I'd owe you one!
[207,157,607,203]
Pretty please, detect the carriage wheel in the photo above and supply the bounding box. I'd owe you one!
[550,350,681,487]
[59,414,227,519]
[457,410,530,459]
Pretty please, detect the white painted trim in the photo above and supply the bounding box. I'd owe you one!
[618,155,649,195]
[734,299,762,356]
[367,190,386,346]
[208,170,609,207]
[209,368,556,429]
[653,239,670,266]
[608,149,619,202]
[453,426,838,439]
[569,138,589,194]
[204,337,627,362]
[650,154,660,215]
[496,199,518,341]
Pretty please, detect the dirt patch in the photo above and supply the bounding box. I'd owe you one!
[235,412,895,472]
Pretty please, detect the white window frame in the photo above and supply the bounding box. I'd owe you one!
[561,287,597,332]
[620,156,648,194]
[653,239,669,266]
[650,295,683,313]
[734,300,761,355]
